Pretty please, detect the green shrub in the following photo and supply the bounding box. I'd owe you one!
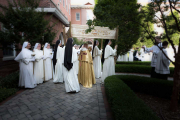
[116,75,173,99]
[0,88,18,102]
[116,61,151,66]
[105,76,159,120]
[115,64,174,77]
[0,71,19,89]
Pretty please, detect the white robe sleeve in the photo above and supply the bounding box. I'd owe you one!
[104,45,117,59]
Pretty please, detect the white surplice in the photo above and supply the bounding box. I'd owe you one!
[44,48,54,81]
[34,49,44,84]
[101,45,116,83]
[145,43,162,67]
[93,46,102,78]
[155,48,170,74]
[15,48,37,88]
[53,46,65,83]
[63,47,80,93]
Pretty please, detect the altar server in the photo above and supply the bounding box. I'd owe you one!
[155,41,170,80]
[101,40,117,83]
[63,38,80,93]
[34,43,44,84]
[92,40,102,78]
[78,43,96,88]
[144,36,162,78]
[15,42,36,88]
[44,43,54,81]
[53,40,65,83]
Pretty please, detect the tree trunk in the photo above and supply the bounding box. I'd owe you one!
[170,46,180,111]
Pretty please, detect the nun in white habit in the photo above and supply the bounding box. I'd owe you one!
[101,40,117,83]
[44,43,54,81]
[73,44,80,75]
[129,49,134,61]
[53,40,65,83]
[14,42,37,88]
[63,38,80,93]
[33,43,44,84]
[92,40,102,78]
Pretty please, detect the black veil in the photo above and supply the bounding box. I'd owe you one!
[53,40,60,71]
[101,39,109,64]
[64,38,73,71]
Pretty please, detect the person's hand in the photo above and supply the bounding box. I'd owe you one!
[150,50,153,52]
[115,45,118,50]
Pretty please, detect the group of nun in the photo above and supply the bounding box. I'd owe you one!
[14,38,117,92]
[15,42,54,88]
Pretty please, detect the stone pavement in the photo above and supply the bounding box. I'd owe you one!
[116,73,173,81]
[0,78,107,120]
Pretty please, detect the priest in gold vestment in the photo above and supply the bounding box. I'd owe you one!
[78,43,96,88]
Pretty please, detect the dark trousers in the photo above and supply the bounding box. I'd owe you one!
[151,67,157,78]
[157,74,168,80]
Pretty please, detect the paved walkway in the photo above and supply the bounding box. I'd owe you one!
[0,78,107,120]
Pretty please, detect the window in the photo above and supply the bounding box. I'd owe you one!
[1,23,16,60]
[66,0,68,12]
[3,45,14,57]
[63,0,65,7]
[76,13,80,21]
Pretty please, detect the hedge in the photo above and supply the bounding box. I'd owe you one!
[115,64,174,77]
[0,71,19,89]
[104,76,160,120]
[116,75,173,99]
[0,88,18,102]
[116,61,151,66]
[0,71,19,103]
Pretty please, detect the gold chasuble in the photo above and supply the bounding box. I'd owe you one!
[78,49,96,88]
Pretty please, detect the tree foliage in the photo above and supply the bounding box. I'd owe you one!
[139,0,180,111]
[73,37,86,45]
[0,0,57,49]
[86,0,141,55]
[162,11,180,45]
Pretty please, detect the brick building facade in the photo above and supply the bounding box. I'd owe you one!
[0,0,71,76]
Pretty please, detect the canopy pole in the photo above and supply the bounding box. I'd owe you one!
[63,25,66,46]
[101,39,103,50]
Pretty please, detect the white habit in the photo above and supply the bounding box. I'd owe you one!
[63,47,80,93]
[129,49,134,61]
[44,43,54,81]
[74,48,80,75]
[14,42,36,88]
[53,46,65,83]
[101,45,116,83]
[93,46,102,78]
[155,49,170,74]
[34,44,44,84]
